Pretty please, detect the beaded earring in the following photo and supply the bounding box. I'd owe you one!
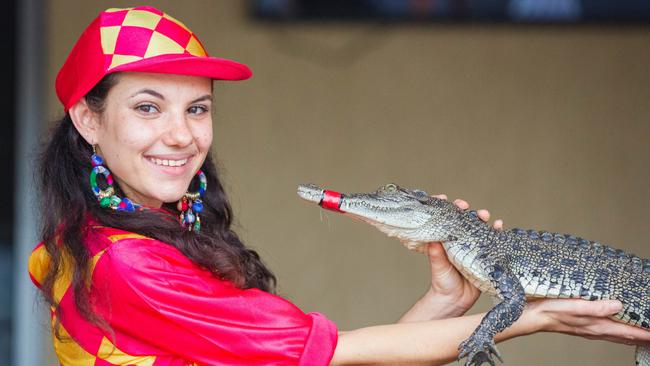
[89,146,140,212]
[178,170,206,232]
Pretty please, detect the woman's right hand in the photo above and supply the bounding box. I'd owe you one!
[520,299,650,346]
[423,195,506,318]
[400,195,501,322]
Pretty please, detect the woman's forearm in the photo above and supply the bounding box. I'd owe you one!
[398,288,472,323]
[332,308,541,365]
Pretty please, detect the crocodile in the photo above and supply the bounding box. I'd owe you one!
[297,183,650,366]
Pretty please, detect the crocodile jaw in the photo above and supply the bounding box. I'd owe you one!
[297,183,325,204]
[297,183,435,245]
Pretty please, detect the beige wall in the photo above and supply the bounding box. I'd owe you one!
[46,1,650,365]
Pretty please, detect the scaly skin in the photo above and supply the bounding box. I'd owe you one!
[297,183,650,366]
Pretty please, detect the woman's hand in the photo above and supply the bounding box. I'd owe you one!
[336,297,650,365]
[400,195,502,322]
[522,298,650,346]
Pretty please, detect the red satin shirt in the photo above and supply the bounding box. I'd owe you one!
[28,222,338,365]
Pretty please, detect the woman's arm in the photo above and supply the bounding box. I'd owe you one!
[332,299,650,365]
[334,312,492,366]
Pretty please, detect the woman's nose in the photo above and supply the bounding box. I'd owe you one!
[163,112,194,147]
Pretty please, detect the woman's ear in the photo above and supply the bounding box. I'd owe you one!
[69,99,100,145]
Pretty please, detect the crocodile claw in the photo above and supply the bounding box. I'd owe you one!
[458,334,503,366]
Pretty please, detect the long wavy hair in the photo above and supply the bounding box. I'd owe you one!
[38,73,276,336]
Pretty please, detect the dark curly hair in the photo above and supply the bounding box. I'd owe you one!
[38,73,276,338]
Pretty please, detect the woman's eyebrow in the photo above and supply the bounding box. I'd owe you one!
[129,89,165,100]
[191,94,213,104]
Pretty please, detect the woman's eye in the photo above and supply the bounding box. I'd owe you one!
[188,105,208,115]
[135,104,158,114]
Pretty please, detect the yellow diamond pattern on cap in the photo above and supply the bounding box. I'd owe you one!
[162,13,190,32]
[145,31,186,58]
[109,54,143,70]
[105,7,133,13]
[100,26,120,54]
[122,9,162,30]
[185,35,207,57]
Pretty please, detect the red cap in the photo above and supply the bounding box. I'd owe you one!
[56,6,252,111]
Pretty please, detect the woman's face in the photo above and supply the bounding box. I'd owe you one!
[94,72,213,208]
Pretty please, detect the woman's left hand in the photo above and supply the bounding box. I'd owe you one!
[400,196,502,322]
[525,298,650,346]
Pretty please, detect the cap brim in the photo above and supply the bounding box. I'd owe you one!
[109,54,252,81]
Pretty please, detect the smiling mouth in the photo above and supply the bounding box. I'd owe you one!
[146,157,190,167]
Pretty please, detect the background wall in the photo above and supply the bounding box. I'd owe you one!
[45,1,650,365]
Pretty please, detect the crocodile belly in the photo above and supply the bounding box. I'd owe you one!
[444,243,499,296]
[444,243,589,300]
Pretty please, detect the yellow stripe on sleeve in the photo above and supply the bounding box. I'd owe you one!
[28,245,50,286]
[107,233,151,242]
[28,243,74,303]
[98,336,156,365]
[52,317,97,366]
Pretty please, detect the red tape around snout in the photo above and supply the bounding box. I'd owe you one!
[321,190,344,212]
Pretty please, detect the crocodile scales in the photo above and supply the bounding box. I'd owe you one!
[297,183,650,366]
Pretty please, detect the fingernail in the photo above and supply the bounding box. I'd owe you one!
[608,300,623,312]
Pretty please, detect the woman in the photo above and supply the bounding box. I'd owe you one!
[29,6,650,365]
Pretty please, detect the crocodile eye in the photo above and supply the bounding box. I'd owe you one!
[412,189,430,201]
[385,183,398,192]
[412,189,428,197]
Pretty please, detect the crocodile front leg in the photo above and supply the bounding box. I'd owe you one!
[637,345,650,365]
[458,263,526,366]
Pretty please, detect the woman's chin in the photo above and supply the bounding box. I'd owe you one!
[135,190,186,207]
[160,193,186,204]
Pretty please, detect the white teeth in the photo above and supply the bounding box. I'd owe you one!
[148,157,188,167]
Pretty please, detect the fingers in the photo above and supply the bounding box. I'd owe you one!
[436,194,504,229]
[579,318,650,345]
[545,299,623,317]
[426,242,455,273]
[453,199,470,210]
[597,300,624,316]
[478,211,505,230]
[477,209,490,221]
[592,319,650,344]
[576,318,650,345]
[532,299,650,345]
[568,299,622,317]
[477,210,504,230]
[426,241,446,257]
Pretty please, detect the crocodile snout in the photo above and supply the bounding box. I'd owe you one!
[297,184,325,204]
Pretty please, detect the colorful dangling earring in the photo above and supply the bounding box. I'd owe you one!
[89,145,140,212]
[178,170,206,232]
